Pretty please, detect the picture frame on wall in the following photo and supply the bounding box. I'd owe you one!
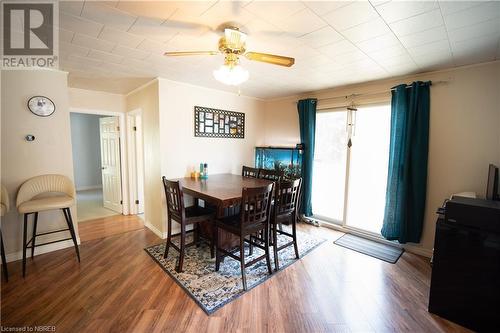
[194,106,245,138]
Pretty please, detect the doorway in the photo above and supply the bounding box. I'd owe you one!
[312,103,391,235]
[70,113,120,222]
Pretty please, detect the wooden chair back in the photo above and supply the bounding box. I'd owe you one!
[275,178,302,217]
[240,183,274,228]
[258,169,283,182]
[242,166,259,178]
[162,177,184,221]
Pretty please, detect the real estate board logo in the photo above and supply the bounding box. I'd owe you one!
[1,1,59,69]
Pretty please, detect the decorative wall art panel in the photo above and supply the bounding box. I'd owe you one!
[194,106,245,138]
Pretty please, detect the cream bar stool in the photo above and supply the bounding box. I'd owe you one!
[1,184,9,281]
[16,175,80,277]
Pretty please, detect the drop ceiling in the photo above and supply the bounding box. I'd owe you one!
[58,1,500,98]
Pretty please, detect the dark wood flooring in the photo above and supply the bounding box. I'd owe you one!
[1,216,470,332]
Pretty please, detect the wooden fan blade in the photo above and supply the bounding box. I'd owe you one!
[164,51,219,56]
[244,52,295,67]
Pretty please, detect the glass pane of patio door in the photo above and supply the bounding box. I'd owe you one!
[312,111,348,222]
[345,105,391,234]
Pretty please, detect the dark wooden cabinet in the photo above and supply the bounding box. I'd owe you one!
[429,197,500,332]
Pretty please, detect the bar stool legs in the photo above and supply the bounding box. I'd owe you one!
[62,208,80,262]
[31,212,38,258]
[22,214,28,277]
[22,208,80,277]
[1,230,8,282]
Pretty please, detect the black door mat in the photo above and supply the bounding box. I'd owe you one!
[334,233,404,264]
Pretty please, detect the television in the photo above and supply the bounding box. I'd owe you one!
[486,164,499,201]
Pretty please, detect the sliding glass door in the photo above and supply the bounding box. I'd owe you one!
[312,104,391,235]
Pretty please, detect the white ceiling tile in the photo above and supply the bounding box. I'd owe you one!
[128,17,177,42]
[376,53,416,67]
[87,49,124,64]
[414,50,454,70]
[438,0,489,16]
[274,8,327,37]
[342,17,391,43]
[376,1,439,23]
[330,49,368,65]
[60,12,103,38]
[116,1,177,21]
[399,25,448,48]
[136,39,168,55]
[385,63,419,75]
[196,1,255,29]
[60,42,89,57]
[72,33,115,53]
[245,1,305,24]
[369,0,391,6]
[317,39,358,58]
[322,1,379,31]
[300,26,344,48]
[390,9,443,36]
[367,43,407,61]
[356,33,400,53]
[243,17,283,36]
[67,54,103,68]
[407,39,450,57]
[60,1,84,16]
[99,26,144,48]
[305,1,352,15]
[443,1,500,30]
[81,2,137,31]
[166,32,219,52]
[112,45,150,60]
[451,34,499,54]
[448,18,500,43]
[59,29,74,43]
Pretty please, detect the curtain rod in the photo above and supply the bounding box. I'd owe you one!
[300,80,449,104]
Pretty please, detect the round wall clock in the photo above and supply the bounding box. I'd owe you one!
[28,96,55,117]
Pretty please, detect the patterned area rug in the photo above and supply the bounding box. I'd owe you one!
[145,227,325,314]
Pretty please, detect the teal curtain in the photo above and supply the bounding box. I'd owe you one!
[297,98,317,216]
[381,81,431,243]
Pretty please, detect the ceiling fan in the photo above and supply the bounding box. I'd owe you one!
[164,27,295,86]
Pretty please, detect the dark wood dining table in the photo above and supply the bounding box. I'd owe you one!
[175,173,273,217]
[173,173,274,248]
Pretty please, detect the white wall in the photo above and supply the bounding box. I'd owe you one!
[158,78,266,179]
[1,69,79,258]
[69,87,126,113]
[126,80,162,236]
[70,113,103,190]
[262,61,500,256]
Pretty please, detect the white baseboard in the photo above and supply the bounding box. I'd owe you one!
[144,220,165,239]
[76,185,102,191]
[4,238,81,263]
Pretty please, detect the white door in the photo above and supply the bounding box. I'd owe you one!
[100,116,123,213]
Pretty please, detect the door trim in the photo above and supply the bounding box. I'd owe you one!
[126,108,144,217]
[70,107,129,216]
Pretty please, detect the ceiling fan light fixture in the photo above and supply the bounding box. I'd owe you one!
[224,28,247,49]
[213,64,249,86]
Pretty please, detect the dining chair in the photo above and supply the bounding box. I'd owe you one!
[162,177,216,273]
[16,174,80,277]
[242,166,259,178]
[1,184,9,281]
[214,183,274,291]
[271,178,302,271]
[258,168,284,182]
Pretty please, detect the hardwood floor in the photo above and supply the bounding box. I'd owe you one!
[1,216,470,332]
[77,215,144,242]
